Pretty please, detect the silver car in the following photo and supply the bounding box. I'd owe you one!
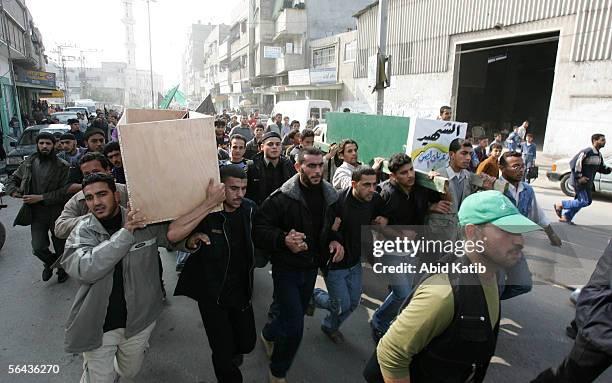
[547,156,612,197]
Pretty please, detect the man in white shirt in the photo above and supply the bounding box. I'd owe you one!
[332,139,360,190]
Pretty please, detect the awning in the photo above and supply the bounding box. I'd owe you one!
[284,83,343,91]
[15,81,56,91]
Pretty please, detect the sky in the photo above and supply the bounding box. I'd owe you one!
[27,0,239,90]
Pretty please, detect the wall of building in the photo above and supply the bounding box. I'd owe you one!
[353,1,612,157]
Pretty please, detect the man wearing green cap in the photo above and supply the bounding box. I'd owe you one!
[368,190,541,383]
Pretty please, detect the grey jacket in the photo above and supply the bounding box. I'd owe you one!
[60,207,190,353]
[54,183,129,239]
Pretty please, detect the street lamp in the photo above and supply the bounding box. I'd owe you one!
[145,0,156,108]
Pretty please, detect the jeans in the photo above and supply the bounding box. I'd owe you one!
[531,333,612,383]
[176,251,190,266]
[314,263,363,332]
[31,208,65,268]
[197,300,256,383]
[371,255,415,334]
[562,186,592,222]
[262,268,318,378]
[497,253,533,300]
[80,321,156,383]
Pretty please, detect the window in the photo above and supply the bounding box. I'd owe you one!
[321,108,330,119]
[344,41,356,62]
[309,107,320,119]
[312,46,335,68]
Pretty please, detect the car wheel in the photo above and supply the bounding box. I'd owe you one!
[560,174,575,197]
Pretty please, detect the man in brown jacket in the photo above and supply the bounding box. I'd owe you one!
[476,143,503,178]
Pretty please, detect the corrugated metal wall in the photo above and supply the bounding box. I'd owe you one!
[355,0,612,78]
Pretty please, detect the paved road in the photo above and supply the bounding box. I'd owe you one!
[0,176,611,383]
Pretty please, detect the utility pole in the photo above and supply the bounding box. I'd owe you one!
[146,0,156,108]
[376,0,388,115]
[51,44,75,105]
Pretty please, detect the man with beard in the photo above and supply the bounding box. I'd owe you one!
[256,147,345,382]
[66,128,106,194]
[58,133,86,167]
[6,132,70,283]
[103,141,126,184]
[173,165,257,383]
[60,173,217,382]
[368,191,541,383]
[246,132,296,206]
[314,165,388,343]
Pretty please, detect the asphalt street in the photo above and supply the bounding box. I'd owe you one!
[0,174,611,383]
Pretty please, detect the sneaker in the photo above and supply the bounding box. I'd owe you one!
[305,296,315,316]
[569,288,581,305]
[370,322,384,344]
[57,268,69,283]
[261,331,274,359]
[42,266,53,282]
[268,370,287,383]
[321,326,345,344]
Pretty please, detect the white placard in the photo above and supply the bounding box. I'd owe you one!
[310,67,337,84]
[288,69,310,86]
[406,118,468,171]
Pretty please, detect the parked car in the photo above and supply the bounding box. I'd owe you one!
[64,106,90,117]
[51,112,78,124]
[547,156,612,197]
[4,124,69,174]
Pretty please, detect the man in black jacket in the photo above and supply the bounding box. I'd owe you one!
[173,165,255,383]
[314,165,388,343]
[246,132,296,205]
[5,132,70,283]
[256,147,345,382]
[532,238,612,383]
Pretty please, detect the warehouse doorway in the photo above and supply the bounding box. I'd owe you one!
[454,31,559,144]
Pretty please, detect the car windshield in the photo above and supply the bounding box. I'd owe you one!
[18,129,39,146]
[53,114,77,124]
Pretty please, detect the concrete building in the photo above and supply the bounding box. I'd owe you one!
[219,0,371,112]
[50,61,163,108]
[278,30,359,111]
[182,22,216,104]
[0,0,51,135]
[353,0,612,157]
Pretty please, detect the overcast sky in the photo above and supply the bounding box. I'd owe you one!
[27,0,239,90]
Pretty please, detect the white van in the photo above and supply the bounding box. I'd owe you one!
[74,99,97,115]
[268,100,332,130]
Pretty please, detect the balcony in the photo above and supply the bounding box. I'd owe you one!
[274,8,306,41]
[275,54,305,75]
[218,41,229,61]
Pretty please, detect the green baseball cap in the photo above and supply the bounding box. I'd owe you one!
[458,190,541,234]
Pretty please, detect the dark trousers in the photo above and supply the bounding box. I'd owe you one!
[531,333,612,383]
[197,299,256,383]
[262,268,318,378]
[31,208,65,268]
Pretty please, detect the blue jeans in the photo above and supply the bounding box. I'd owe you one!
[498,253,533,300]
[262,268,318,378]
[562,186,592,222]
[371,255,415,334]
[176,251,190,266]
[313,263,363,332]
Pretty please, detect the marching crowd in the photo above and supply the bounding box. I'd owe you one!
[3,105,612,383]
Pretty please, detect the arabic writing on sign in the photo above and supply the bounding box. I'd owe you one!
[416,122,462,146]
[416,149,449,169]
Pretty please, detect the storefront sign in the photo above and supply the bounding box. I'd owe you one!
[264,46,282,59]
[15,68,56,88]
[310,67,337,84]
[288,69,310,86]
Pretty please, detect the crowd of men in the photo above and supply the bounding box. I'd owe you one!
[3,105,611,383]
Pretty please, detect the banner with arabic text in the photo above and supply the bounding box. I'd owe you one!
[407,118,468,172]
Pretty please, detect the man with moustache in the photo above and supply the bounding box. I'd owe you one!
[60,173,221,383]
[256,147,345,382]
[246,132,296,206]
[220,134,251,170]
[368,191,541,383]
[314,165,388,343]
[174,165,257,383]
[57,133,86,167]
[6,132,70,283]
